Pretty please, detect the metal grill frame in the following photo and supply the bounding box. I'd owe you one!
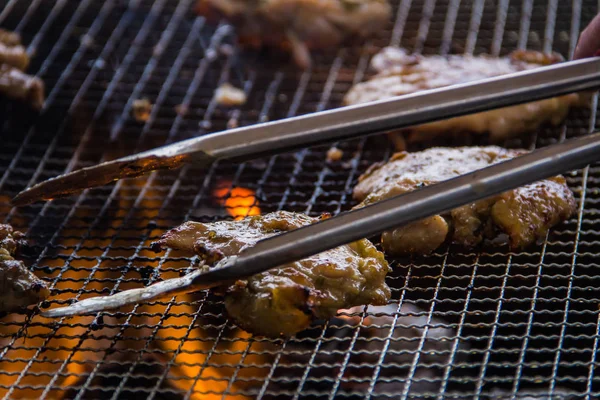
[0,0,599,399]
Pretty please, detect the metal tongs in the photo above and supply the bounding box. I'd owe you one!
[12,57,600,206]
[38,58,600,318]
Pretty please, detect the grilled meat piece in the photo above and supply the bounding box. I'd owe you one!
[0,224,50,314]
[214,83,247,106]
[353,146,576,255]
[0,28,22,47]
[344,47,583,149]
[153,211,391,337]
[132,98,152,122]
[0,64,45,110]
[195,0,391,68]
[0,42,29,71]
[0,29,44,110]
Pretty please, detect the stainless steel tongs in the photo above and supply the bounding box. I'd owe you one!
[44,129,600,318]
[13,57,600,206]
[34,57,600,318]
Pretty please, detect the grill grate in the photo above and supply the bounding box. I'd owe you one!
[0,0,599,399]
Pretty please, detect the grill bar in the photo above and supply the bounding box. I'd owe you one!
[0,0,104,193]
[1,3,153,398]
[507,2,571,389]
[89,17,238,400]
[89,16,207,400]
[49,4,200,400]
[0,0,115,372]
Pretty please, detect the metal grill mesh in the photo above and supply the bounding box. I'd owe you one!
[0,0,599,398]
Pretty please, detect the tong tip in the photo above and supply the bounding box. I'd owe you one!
[12,154,190,206]
[41,269,207,318]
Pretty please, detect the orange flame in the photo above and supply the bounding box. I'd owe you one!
[0,176,267,399]
[212,182,260,220]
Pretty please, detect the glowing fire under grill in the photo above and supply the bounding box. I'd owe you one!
[212,182,261,220]
[1,0,600,399]
[0,180,267,399]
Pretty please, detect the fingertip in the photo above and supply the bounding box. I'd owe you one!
[574,13,600,59]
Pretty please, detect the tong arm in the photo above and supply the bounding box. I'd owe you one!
[15,57,600,206]
[42,131,600,318]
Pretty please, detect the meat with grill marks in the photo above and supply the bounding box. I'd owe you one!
[353,146,576,255]
[344,47,584,150]
[152,211,391,337]
[0,224,50,315]
[195,0,391,68]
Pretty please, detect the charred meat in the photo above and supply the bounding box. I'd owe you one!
[0,224,50,314]
[0,29,44,110]
[195,0,391,68]
[152,211,391,337]
[353,146,576,255]
[344,47,583,149]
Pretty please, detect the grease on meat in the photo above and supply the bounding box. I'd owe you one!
[195,0,391,68]
[152,211,391,337]
[344,47,584,149]
[353,146,576,255]
[0,224,50,314]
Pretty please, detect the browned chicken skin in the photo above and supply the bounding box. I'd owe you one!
[152,211,391,337]
[354,146,576,255]
[344,47,584,149]
[195,0,391,68]
[0,224,50,314]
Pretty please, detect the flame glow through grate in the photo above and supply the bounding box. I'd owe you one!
[212,182,261,220]
[0,0,599,399]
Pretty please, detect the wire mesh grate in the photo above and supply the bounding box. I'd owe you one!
[0,0,599,399]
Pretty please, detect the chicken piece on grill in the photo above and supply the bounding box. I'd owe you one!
[344,47,584,150]
[0,29,44,110]
[353,146,576,255]
[0,28,22,47]
[0,224,50,315]
[152,211,391,337]
[0,42,29,71]
[0,64,45,110]
[195,0,391,68]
